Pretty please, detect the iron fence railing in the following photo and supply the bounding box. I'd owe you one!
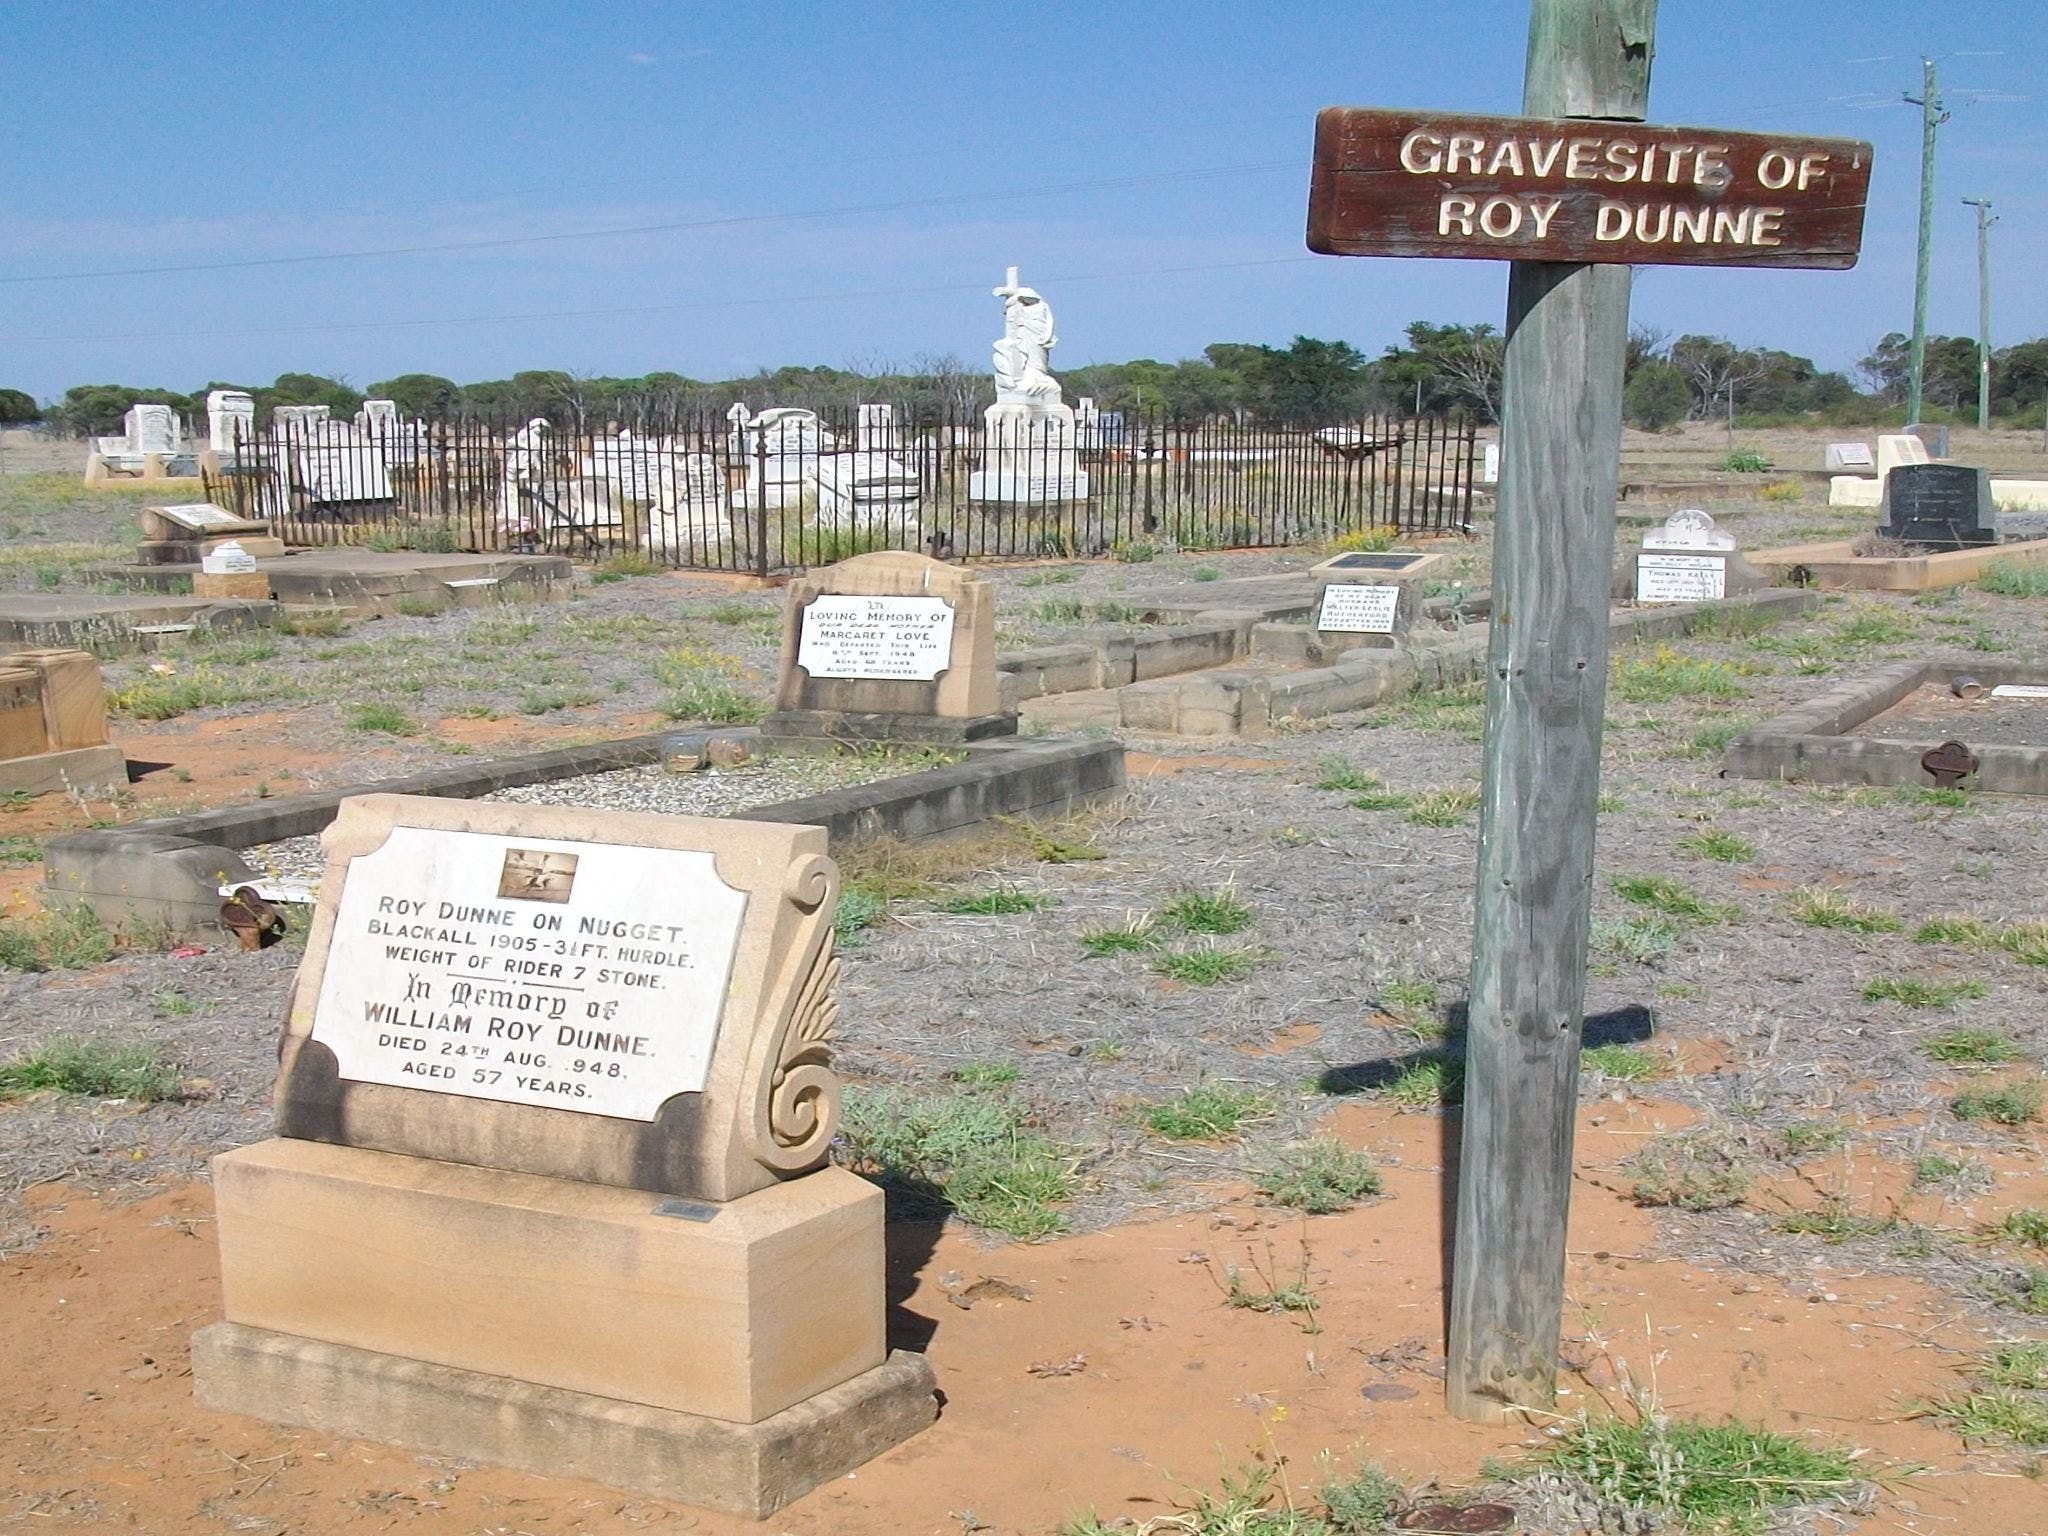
[203,408,1477,572]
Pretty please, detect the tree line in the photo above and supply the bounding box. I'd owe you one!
[10,327,2045,438]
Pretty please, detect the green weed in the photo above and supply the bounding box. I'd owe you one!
[1612,647,1749,703]
[1311,756,1378,793]
[1405,788,1480,827]
[1613,874,1739,924]
[1151,943,1263,985]
[1978,558,2048,598]
[1535,1412,1859,1533]
[1923,1029,2025,1066]
[1157,887,1255,936]
[1773,1199,1896,1244]
[0,1037,181,1101]
[1861,977,1986,1009]
[837,1085,1076,1239]
[1627,1135,1750,1212]
[1676,829,1755,863]
[948,1062,1023,1088]
[1995,1209,2048,1249]
[1592,915,1682,965]
[1078,915,1158,957]
[936,888,1047,916]
[1984,1341,2048,1391]
[1383,1057,1465,1111]
[1923,1388,2048,1448]
[1582,1043,1665,1081]
[1143,1083,1273,1142]
[348,703,418,736]
[1255,1138,1383,1214]
[1952,1078,2045,1127]
[1784,887,1903,934]
[0,905,116,972]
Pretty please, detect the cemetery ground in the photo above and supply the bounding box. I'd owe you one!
[2,437,2047,1533]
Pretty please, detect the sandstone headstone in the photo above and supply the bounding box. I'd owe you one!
[195,793,936,1512]
[766,551,1011,741]
[273,795,846,1199]
[1875,432,1931,480]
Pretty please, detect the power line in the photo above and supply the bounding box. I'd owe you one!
[0,255,1326,346]
[0,161,1297,286]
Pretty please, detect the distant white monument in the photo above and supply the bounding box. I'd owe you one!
[969,267,1086,505]
[207,390,256,453]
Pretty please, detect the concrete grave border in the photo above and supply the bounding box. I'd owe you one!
[42,728,1124,939]
[1746,536,2048,593]
[1723,659,2048,795]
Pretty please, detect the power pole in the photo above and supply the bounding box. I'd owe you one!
[1962,197,1996,431]
[1447,0,1653,1423]
[1902,59,1948,424]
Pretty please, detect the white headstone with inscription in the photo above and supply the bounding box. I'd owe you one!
[1316,583,1402,634]
[797,595,955,681]
[309,826,747,1119]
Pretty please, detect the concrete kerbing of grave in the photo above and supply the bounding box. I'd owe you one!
[765,550,1014,742]
[194,790,936,1515]
[271,793,844,1199]
[0,647,125,798]
[1618,508,1769,604]
[1747,536,2048,593]
[1723,658,2048,795]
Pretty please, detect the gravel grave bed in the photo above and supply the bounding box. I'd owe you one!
[240,755,897,883]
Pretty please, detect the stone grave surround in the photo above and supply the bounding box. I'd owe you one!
[767,550,1013,741]
[194,793,936,1516]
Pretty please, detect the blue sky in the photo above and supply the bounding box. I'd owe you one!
[3,1,2042,400]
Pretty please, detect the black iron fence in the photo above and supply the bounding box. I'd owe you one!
[203,408,1478,572]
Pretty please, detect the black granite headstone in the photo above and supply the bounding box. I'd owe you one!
[1320,551,1430,571]
[1879,463,1996,551]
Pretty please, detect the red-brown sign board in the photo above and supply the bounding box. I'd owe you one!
[1308,107,1872,269]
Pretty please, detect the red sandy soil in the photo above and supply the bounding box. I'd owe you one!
[4,1096,2040,1535]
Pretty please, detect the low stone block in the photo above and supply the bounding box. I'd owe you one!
[1116,678,1182,732]
[213,1139,885,1425]
[41,830,251,937]
[192,1323,936,1520]
[0,742,126,800]
[1131,624,1239,681]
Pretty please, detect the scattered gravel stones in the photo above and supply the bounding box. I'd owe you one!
[243,756,894,881]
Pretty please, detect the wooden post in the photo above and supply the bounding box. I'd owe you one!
[1446,0,1656,1423]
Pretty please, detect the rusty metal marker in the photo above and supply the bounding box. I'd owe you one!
[1309,107,1871,268]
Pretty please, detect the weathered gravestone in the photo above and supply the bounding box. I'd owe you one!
[1303,550,1446,657]
[1824,441,1873,471]
[764,550,1012,742]
[0,647,124,798]
[192,793,936,1517]
[1880,463,1997,550]
[1625,508,1766,602]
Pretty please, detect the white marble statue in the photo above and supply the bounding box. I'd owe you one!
[970,266,1087,506]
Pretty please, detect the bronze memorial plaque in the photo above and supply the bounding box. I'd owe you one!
[1308,107,1872,269]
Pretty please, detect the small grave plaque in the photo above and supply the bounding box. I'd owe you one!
[1880,463,1996,551]
[1991,684,2048,701]
[796,595,956,681]
[154,502,246,531]
[1824,442,1873,470]
[1319,551,1430,572]
[1317,583,1402,634]
[1636,553,1727,602]
[310,826,747,1119]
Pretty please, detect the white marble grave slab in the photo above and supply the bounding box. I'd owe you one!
[1636,553,1727,603]
[797,595,955,680]
[1317,583,1401,634]
[311,826,747,1120]
[156,503,246,530]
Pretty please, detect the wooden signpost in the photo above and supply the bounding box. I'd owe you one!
[1306,0,1869,1423]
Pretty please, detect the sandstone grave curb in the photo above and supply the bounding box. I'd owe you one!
[42,729,1126,939]
[1723,658,2048,795]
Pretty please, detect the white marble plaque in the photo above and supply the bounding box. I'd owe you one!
[1990,684,2048,701]
[797,594,955,680]
[1825,442,1873,470]
[156,502,244,531]
[311,826,748,1120]
[1636,553,1727,603]
[1317,582,1402,634]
